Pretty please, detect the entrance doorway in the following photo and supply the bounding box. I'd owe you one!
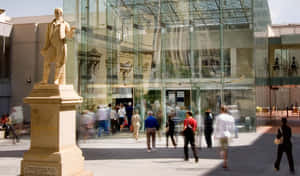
[166,90,190,109]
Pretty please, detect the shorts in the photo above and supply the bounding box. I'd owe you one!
[219,138,229,150]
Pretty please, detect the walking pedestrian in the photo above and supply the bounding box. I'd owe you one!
[1,114,9,131]
[1,114,19,143]
[106,104,112,132]
[215,105,235,169]
[118,104,126,129]
[204,109,214,148]
[126,102,133,129]
[80,110,95,140]
[132,110,141,140]
[274,118,295,174]
[166,114,176,148]
[145,111,159,152]
[156,109,163,140]
[183,111,198,162]
[110,106,119,134]
[95,105,109,137]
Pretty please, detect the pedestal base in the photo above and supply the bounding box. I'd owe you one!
[20,84,92,176]
[21,146,92,176]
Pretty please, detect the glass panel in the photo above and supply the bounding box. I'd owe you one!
[64,0,272,138]
[253,0,271,122]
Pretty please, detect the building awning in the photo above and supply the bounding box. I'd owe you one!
[0,22,13,37]
[281,34,300,45]
[269,34,300,46]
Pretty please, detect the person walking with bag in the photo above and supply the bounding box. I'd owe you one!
[274,118,295,174]
[183,111,198,162]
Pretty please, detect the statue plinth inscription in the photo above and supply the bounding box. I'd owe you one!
[24,166,58,176]
[20,84,92,176]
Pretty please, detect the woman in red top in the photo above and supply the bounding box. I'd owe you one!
[1,114,10,138]
[1,114,9,125]
[183,111,198,162]
[1,114,19,142]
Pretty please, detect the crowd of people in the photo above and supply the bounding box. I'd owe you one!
[78,102,146,140]
[143,105,236,168]
[144,105,295,174]
[1,102,296,173]
[78,102,238,168]
[78,102,186,142]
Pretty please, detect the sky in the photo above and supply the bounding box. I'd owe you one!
[1,0,300,25]
[268,0,300,24]
[1,0,63,17]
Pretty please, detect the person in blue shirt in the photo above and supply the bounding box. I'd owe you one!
[145,111,159,152]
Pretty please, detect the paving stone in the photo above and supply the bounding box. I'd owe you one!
[0,132,298,176]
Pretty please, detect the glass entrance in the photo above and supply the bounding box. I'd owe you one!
[63,0,271,138]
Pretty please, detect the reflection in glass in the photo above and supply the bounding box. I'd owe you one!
[64,0,271,138]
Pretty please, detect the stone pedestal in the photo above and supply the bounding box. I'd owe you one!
[20,84,92,176]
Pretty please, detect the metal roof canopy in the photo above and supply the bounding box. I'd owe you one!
[112,0,252,28]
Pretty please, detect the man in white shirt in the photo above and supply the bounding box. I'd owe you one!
[214,105,235,169]
[95,105,109,137]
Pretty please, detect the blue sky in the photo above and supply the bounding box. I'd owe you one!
[2,0,62,17]
[268,0,300,24]
[1,0,300,24]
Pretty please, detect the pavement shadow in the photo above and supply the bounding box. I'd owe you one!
[0,129,299,176]
[203,131,300,176]
[81,129,299,176]
[81,147,220,160]
[0,150,26,158]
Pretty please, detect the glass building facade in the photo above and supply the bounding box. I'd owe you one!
[63,0,271,132]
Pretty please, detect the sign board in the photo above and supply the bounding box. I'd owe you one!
[24,165,58,176]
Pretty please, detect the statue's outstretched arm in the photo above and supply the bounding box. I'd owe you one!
[65,23,76,39]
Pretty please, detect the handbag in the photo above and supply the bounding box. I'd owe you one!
[130,125,133,132]
[124,118,128,127]
[274,128,284,145]
[165,127,169,133]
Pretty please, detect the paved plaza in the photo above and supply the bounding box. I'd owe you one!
[0,129,299,176]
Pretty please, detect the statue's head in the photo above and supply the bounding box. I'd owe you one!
[54,8,63,19]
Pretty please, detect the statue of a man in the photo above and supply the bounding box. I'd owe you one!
[40,8,75,84]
